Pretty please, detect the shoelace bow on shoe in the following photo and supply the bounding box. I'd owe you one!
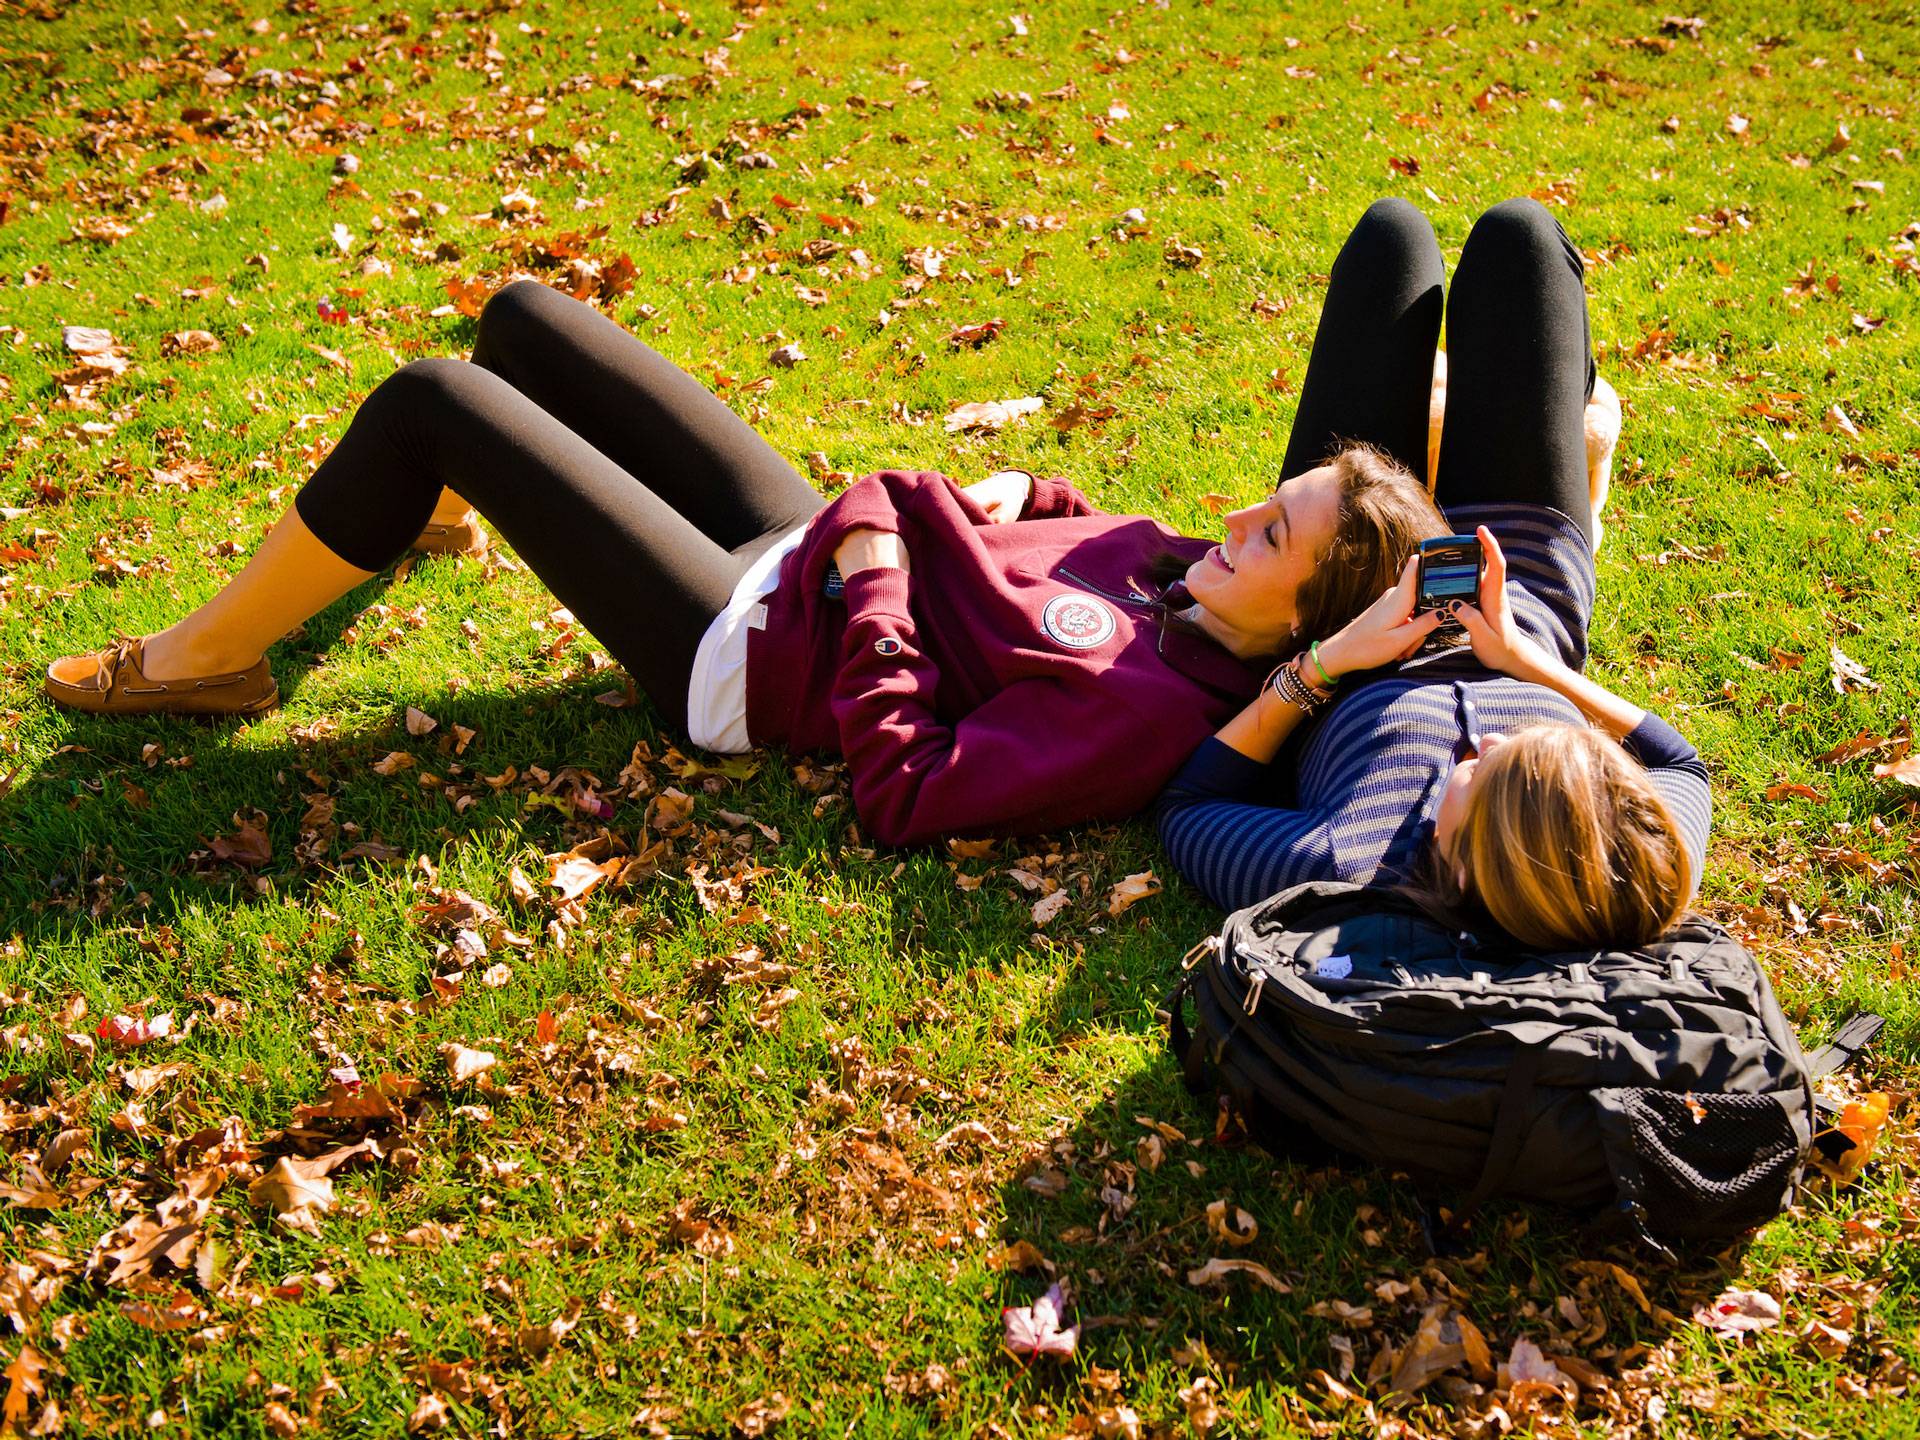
[93,637,139,695]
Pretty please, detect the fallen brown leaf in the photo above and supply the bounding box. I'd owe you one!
[1185,1257,1288,1291]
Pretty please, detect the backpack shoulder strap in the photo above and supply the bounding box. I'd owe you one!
[1446,1040,1549,1229]
[1803,1012,1885,1080]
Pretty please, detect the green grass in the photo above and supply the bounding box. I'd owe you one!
[2,0,1918,1434]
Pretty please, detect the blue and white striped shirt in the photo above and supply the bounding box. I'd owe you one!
[1158,503,1712,913]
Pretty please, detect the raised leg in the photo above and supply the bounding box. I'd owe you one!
[469,280,825,550]
[1281,198,1446,484]
[1432,199,1597,544]
[54,360,751,733]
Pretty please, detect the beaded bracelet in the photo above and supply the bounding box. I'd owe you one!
[1266,655,1330,712]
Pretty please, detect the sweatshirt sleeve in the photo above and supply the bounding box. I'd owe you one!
[1156,740,1343,912]
[1620,712,1712,897]
[827,567,1162,846]
[1024,474,1102,519]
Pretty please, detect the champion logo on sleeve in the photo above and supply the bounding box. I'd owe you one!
[873,637,903,656]
[1041,591,1118,650]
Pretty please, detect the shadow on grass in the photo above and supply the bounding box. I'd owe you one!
[0,573,708,934]
[990,949,1741,1411]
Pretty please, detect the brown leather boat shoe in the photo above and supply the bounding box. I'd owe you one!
[410,511,488,557]
[44,637,279,717]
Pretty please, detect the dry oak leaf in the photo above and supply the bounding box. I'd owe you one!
[1186,1256,1289,1291]
[61,326,118,356]
[732,1393,793,1437]
[74,215,133,243]
[1306,1298,1373,1327]
[988,1241,1054,1274]
[248,1151,356,1229]
[1828,645,1878,695]
[517,1297,585,1360]
[1204,1198,1258,1247]
[87,1167,226,1288]
[946,318,1006,348]
[1874,755,1920,786]
[933,1120,995,1152]
[407,1393,450,1434]
[1387,1303,1492,1395]
[1694,1287,1782,1337]
[2,1344,46,1432]
[161,330,221,357]
[546,850,621,902]
[1107,870,1161,917]
[209,811,273,868]
[944,396,1043,434]
[1030,889,1072,926]
[442,1044,497,1085]
[666,1201,735,1256]
[293,1072,424,1124]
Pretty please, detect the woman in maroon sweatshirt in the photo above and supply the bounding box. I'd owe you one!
[45,280,1447,845]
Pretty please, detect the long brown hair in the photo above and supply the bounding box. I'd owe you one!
[1418,723,1692,952]
[1290,443,1447,649]
[1155,442,1446,650]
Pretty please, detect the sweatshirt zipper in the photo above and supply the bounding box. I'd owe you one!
[1056,566,1153,608]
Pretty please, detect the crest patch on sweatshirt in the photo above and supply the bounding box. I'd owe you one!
[1041,592,1117,650]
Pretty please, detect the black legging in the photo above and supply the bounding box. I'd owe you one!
[293,281,826,732]
[1278,197,1597,543]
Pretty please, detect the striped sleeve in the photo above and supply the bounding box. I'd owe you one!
[1157,739,1341,912]
[1621,712,1712,897]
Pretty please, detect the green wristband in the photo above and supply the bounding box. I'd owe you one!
[1309,641,1336,690]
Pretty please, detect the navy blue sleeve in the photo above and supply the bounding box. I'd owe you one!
[1158,740,1341,912]
[1620,713,1711,898]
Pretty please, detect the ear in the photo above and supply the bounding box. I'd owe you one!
[1454,863,1469,894]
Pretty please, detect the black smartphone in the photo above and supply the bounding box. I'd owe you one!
[1416,535,1485,623]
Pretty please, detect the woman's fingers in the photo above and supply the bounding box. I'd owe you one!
[1393,552,1421,600]
[1450,600,1491,643]
[1395,608,1444,658]
[1475,525,1508,608]
[1378,554,1422,623]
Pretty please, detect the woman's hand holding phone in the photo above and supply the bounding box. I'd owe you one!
[1447,526,1551,682]
[1315,555,1446,681]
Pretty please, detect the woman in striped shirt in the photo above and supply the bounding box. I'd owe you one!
[1159,197,1709,953]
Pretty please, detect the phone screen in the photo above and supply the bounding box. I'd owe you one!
[1422,559,1479,601]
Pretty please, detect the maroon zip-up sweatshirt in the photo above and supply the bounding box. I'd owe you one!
[744,470,1263,846]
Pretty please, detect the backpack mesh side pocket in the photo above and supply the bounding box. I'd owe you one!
[1592,1088,1804,1241]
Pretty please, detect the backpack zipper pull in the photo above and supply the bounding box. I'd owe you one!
[1245,968,1267,1017]
[1180,934,1219,971]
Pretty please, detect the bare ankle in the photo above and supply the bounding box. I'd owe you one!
[139,628,262,681]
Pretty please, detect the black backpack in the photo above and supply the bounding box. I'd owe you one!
[1162,882,1882,1251]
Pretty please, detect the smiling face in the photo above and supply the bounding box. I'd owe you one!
[1182,465,1344,654]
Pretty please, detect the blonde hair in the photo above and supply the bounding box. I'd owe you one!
[1439,724,1690,952]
